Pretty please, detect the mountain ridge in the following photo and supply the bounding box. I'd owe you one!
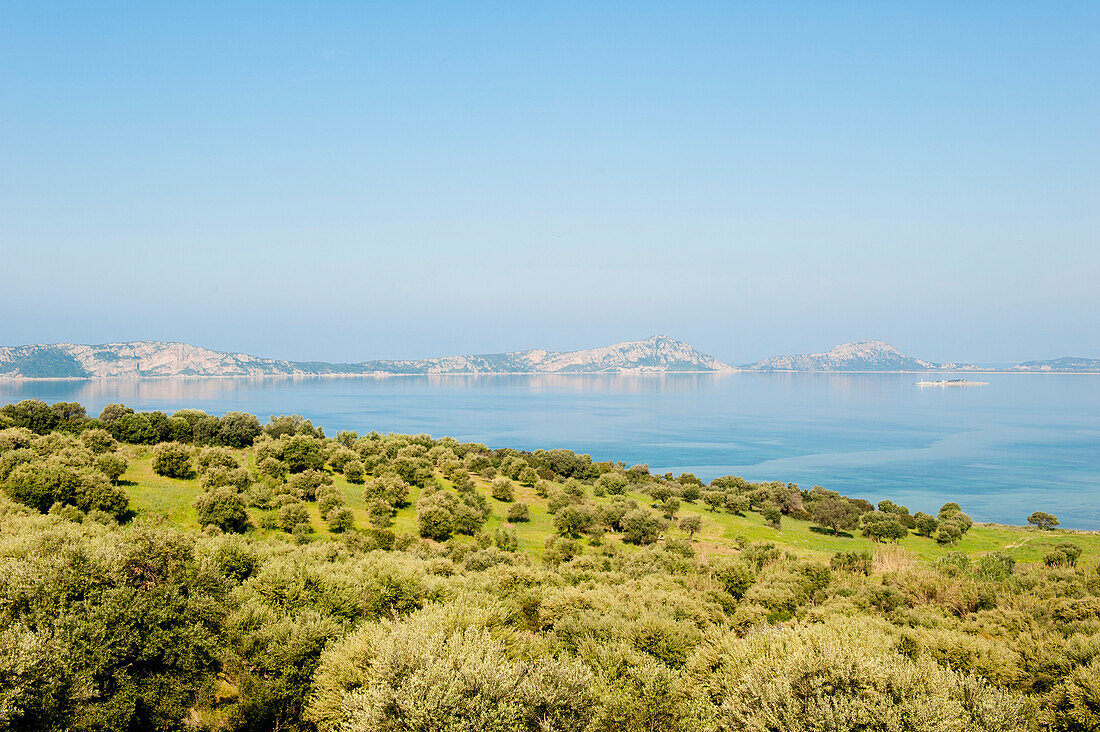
[4,338,1098,379]
[1013,356,1100,373]
[739,340,980,372]
[0,336,732,379]
[741,341,1100,372]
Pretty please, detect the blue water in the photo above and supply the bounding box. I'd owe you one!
[3,373,1098,528]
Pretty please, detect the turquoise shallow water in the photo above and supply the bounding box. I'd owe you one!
[3,372,1099,528]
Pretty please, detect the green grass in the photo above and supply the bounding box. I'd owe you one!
[119,445,1100,564]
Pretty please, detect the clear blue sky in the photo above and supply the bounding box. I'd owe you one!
[2,1,1097,364]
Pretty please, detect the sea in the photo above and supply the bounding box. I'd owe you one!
[3,372,1098,529]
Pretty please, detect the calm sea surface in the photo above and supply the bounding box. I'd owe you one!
[3,373,1098,528]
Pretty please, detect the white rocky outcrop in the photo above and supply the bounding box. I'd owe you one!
[0,336,732,378]
[740,340,970,372]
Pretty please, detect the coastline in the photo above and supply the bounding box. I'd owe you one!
[5,368,1100,382]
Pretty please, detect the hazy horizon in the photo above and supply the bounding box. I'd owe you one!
[3,2,1097,364]
[0,333,1095,368]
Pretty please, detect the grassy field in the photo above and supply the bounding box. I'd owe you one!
[118,444,1100,565]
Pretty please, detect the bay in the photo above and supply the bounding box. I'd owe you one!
[3,372,1098,528]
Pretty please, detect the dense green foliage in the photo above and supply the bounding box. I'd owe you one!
[1,399,1098,731]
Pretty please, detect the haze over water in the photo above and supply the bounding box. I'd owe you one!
[5,373,1098,528]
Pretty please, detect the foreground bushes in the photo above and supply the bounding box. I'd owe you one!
[687,619,1033,731]
[2,494,1099,731]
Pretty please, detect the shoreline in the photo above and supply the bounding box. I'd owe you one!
[4,369,1100,382]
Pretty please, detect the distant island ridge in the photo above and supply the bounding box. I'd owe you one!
[0,337,1097,379]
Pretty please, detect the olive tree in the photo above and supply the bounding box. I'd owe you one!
[1027,511,1060,531]
[811,498,859,535]
[151,442,194,479]
[194,487,250,533]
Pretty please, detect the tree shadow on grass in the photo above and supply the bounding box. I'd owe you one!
[808,526,855,538]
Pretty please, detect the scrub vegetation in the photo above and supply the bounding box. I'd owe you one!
[2,398,1099,731]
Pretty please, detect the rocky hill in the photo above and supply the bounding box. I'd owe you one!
[0,335,731,379]
[740,340,975,372]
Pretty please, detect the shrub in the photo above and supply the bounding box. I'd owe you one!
[277,501,310,532]
[596,473,627,495]
[417,492,457,540]
[762,503,782,530]
[114,413,157,444]
[712,558,755,599]
[937,521,964,546]
[316,487,345,516]
[687,618,1032,732]
[664,537,695,558]
[218,411,262,448]
[195,447,239,475]
[256,456,287,481]
[1045,543,1083,567]
[811,497,859,534]
[621,508,664,545]
[974,551,1015,580]
[1044,658,1100,731]
[95,453,128,483]
[493,526,519,552]
[3,462,126,515]
[553,504,595,537]
[860,512,908,542]
[288,469,334,500]
[661,496,681,520]
[343,459,365,484]
[326,507,355,533]
[831,550,873,575]
[151,442,194,478]
[546,488,572,515]
[679,514,702,537]
[522,478,547,499]
[307,616,598,732]
[913,512,938,537]
[490,477,515,502]
[506,502,530,522]
[201,466,252,492]
[282,435,325,473]
[194,487,250,533]
[364,474,410,509]
[933,551,971,574]
[80,428,118,454]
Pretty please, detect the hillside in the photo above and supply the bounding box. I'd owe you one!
[2,399,1098,731]
[1014,357,1100,373]
[740,340,977,371]
[115,443,1095,564]
[0,335,731,379]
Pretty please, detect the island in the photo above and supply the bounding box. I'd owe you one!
[0,335,732,379]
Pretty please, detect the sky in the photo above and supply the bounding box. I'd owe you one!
[1,1,1097,365]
